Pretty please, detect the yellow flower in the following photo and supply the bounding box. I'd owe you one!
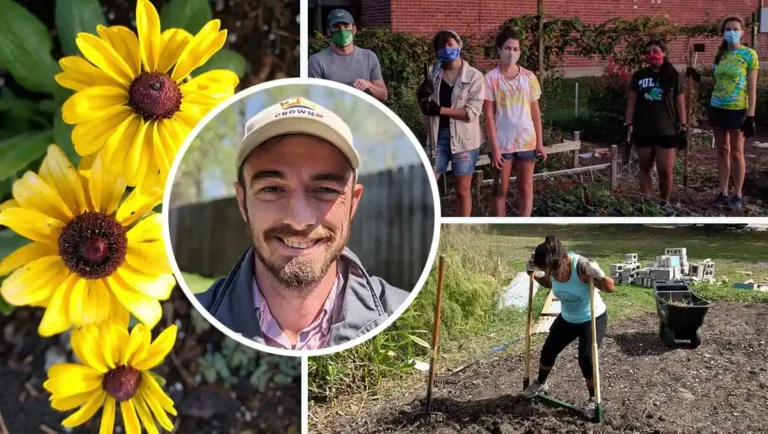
[55,0,239,191]
[0,145,175,336]
[44,322,178,434]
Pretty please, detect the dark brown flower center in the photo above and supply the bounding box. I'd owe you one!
[58,212,127,279]
[128,71,182,121]
[102,366,141,401]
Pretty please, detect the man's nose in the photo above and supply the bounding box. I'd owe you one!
[283,191,316,229]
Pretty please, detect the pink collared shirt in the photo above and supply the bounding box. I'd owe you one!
[253,275,342,350]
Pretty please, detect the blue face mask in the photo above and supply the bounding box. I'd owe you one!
[437,47,461,63]
[724,30,741,44]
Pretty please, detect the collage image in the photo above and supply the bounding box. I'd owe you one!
[0,0,766,434]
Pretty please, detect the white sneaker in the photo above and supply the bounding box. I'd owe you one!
[521,380,549,398]
[583,398,597,419]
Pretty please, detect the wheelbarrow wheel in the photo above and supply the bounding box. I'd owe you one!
[689,329,702,349]
[661,326,675,347]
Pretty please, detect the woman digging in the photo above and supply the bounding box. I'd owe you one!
[523,235,615,418]
[687,15,759,211]
[624,40,687,202]
[484,28,547,217]
[417,30,485,217]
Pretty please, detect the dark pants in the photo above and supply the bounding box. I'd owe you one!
[540,312,608,380]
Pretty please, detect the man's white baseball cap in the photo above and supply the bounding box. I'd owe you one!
[236,97,360,172]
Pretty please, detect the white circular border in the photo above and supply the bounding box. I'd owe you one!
[162,77,442,358]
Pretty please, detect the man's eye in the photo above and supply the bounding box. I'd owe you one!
[261,186,283,193]
[316,187,341,195]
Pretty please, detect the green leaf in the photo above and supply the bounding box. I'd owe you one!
[38,100,57,114]
[0,230,31,262]
[0,293,12,316]
[0,130,54,181]
[407,334,431,349]
[0,89,49,125]
[55,0,106,56]
[0,0,60,94]
[193,48,247,78]
[160,0,213,34]
[54,105,78,165]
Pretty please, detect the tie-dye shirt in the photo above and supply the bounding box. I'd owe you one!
[711,47,759,110]
[484,66,542,154]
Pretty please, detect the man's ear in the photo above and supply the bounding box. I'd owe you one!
[350,183,363,219]
[353,25,358,35]
[234,181,249,223]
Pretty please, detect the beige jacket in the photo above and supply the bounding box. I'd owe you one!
[427,60,485,154]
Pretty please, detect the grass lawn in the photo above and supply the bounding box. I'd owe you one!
[542,77,600,125]
[180,272,220,294]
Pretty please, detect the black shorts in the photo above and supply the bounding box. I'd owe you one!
[709,106,746,131]
[633,135,677,149]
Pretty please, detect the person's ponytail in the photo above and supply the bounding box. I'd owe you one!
[714,40,728,66]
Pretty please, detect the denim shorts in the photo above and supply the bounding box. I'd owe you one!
[434,128,479,176]
[502,150,536,162]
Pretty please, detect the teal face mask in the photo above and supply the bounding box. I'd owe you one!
[331,29,354,47]
[724,30,741,44]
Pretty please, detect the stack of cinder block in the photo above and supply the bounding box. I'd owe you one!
[610,254,639,284]
[665,248,689,275]
[613,249,715,288]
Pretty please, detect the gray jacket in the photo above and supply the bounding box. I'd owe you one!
[195,247,409,347]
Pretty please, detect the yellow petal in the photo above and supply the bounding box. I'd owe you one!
[44,363,102,397]
[102,322,129,369]
[152,122,173,179]
[133,394,160,434]
[136,157,164,194]
[125,241,172,275]
[110,292,131,329]
[122,323,149,365]
[158,28,193,74]
[0,207,65,242]
[96,25,141,79]
[51,390,94,411]
[38,273,79,337]
[170,106,201,131]
[116,188,162,227]
[0,241,58,276]
[56,56,125,92]
[99,396,116,434]
[116,265,175,300]
[0,256,68,307]
[72,325,110,373]
[76,32,136,86]
[126,213,162,241]
[106,275,162,328]
[70,279,112,328]
[121,399,143,434]
[62,390,107,427]
[39,145,88,216]
[172,20,226,82]
[12,171,73,223]
[100,114,141,182]
[180,93,221,113]
[158,117,190,154]
[132,325,177,371]
[89,152,127,215]
[0,199,18,212]
[179,69,238,99]
[140,372,176,416]
[136,0,162,72]
[72,106,133,157]
[139,388,174,431]
[62,86,129,125]
[122,119,151,188]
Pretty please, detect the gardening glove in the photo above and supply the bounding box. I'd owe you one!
[525,257,537,274]
[421,100,442,116]
[742,116,756,138]
[677,124,689,151]
[417,78,434,100]
[685,67,701,83]
[584,260,606,280]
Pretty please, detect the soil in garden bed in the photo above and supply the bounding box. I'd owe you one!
[311,302,768,434]
[0,289,301,434]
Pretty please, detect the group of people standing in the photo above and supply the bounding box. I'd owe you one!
[310,10,760,216]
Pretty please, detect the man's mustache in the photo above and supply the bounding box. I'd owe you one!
[264,225,336,242]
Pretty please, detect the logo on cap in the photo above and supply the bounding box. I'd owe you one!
[275,97,324,119]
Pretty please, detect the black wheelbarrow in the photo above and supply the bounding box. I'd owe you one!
[653,281,711,348]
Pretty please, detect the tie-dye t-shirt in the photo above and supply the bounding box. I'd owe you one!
[711,47,759,110]
[484,66,542,154]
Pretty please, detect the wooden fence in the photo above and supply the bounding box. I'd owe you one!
[169,164,435,291]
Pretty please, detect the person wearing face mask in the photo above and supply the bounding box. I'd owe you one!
[686,15,759,211]
[417,30,484,217]
[308,9,388,102]
[522,235,614,419]
[483,28,546,217]
[624,40,687,202]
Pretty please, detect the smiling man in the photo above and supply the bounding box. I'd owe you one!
[195,97,408,351]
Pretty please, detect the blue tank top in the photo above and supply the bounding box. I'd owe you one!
[551,253,606,324]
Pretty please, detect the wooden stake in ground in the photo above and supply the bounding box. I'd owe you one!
[589,277,604,422]
[425,254,446,415]
[523,271,535,390]
[684,46,694,190]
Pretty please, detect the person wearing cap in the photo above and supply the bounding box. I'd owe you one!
[416,30,484,217]
[195,97,408,351]
[308,9,388,102]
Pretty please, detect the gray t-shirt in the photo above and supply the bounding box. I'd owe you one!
[308,46,383,86]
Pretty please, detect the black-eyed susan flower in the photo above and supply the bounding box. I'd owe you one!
[45,322,178,434]
[56,0,239,191]
[0,145,175,336]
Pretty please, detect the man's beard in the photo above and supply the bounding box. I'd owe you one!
[248,218,351,293]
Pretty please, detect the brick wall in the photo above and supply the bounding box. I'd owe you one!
[361,0,768,73]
